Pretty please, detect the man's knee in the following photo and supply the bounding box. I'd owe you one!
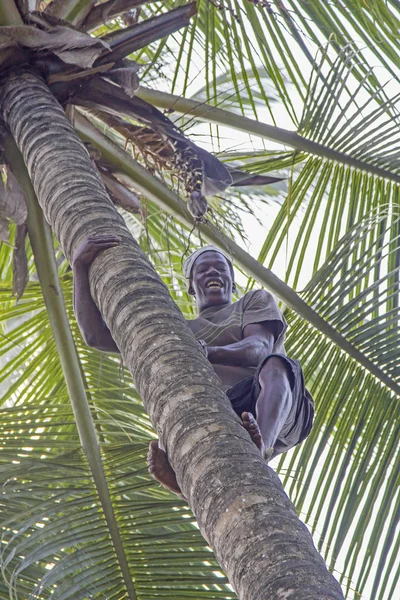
[259,356,292,385]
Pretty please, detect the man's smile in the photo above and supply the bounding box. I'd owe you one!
[206,280,223,289]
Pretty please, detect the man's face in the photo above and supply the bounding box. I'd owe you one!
[190,251,233,311]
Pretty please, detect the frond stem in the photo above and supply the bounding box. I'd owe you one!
[137,87,400,184]
[0,0,23,26]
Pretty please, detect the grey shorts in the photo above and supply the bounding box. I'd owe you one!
[226,354,314,455]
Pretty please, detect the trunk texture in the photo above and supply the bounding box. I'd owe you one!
[0,70,344,600]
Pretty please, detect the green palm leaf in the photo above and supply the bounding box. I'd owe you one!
[277,210,400,598]
[0,273,234,599]
[1,1,400,599]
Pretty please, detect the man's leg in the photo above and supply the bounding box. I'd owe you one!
[147,440,183,496]
[242,356,293,458]
[147,414,266,497]
[148,356,293,495]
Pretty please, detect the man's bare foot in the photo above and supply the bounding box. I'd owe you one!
[147,440,183,496]
[241,412,273,460]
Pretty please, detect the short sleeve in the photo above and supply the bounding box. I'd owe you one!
[242,289,287,341]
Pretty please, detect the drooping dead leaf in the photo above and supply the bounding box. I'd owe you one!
[0,25,109,69]
[76,77,233,198]
[0,216,9,242]
[3,167,28,225]
[105,59,141,98]
[12,223,28,300]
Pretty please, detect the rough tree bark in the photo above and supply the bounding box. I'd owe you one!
[0,70,344,600]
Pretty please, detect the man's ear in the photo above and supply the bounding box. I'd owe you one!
[232,281,237,293]
[188,282,195,296]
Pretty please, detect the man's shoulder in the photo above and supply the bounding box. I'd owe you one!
[241,289,276,307]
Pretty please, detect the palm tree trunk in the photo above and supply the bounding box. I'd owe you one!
[0,69,344,600]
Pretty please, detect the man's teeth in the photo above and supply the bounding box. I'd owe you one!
[207,281,222,288]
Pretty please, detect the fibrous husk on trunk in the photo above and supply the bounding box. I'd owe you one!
[0,25,109,70]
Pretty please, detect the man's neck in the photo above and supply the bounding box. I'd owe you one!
[198,300,232,314]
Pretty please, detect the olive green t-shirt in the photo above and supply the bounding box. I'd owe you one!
[186,289,287,391]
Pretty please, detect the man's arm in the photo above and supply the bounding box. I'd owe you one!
[73,236,120,353]
[205,321,279,367]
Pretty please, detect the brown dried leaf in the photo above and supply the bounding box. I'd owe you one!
[2,167,28,225]
[101,170,141,213]
[0,25,109,69]
[47,62,114,84]
[12,223,28,300]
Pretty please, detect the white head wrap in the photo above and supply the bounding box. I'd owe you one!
[182,245,234,280]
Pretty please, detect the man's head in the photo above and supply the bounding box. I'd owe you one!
[183,246,236,312]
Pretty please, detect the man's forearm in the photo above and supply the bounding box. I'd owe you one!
[73,264,119,353]
[206,335,273,367]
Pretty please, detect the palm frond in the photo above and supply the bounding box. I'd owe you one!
[2,1,400,599]
[276,210,400,600]
[299,44,400,174]
[0,266,236,599]
[0,410,233,599]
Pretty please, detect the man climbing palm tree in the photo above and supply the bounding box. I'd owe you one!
[73,237,314,496]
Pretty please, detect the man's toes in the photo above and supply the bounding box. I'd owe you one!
[242,411,256,422]
[147,440,159,465]
[241,412,253,427]
[148,440,158,455]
